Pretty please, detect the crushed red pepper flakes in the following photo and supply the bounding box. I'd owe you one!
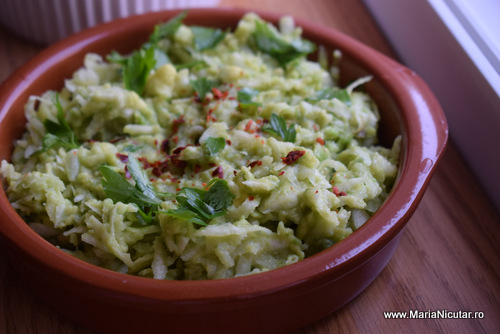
[212,165,224,179]
[161,139,170,154]
[248,196,255,201]
[171,115,185,134]
[226,140,232,146]
[116,153,129,163]
[244,119,255,133]
[332,186,347,197]
[316,137,325,145]
[281,150,306,165]
[109,136,125,143]
[278,171,285,176]
[332,186,340,196]
[248,160,263,168]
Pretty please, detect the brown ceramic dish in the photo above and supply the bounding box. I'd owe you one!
[0,8,447,334]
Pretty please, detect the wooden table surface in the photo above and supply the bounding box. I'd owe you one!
[1,0,499,333]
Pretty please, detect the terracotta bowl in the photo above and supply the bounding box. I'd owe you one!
[0,8,447,334]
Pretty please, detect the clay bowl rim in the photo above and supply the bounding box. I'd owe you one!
[0,8,447,303]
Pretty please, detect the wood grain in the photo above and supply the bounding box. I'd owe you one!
[1,0,499,333]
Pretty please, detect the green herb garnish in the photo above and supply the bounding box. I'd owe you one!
[205,137,226,155]
[149,10,187,44]
[190,77,218,101]
[263,113,296,143]
[40,93,79,152]
[100,156,173,225]
[191,26,226,51]
[100,157,163,208]
[306,88,351,105]
[175,60,208,70]
[252,20,316,66]
[163,179,235,225]
[237,87,262,108]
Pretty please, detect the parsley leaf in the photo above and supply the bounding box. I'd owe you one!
[162,179,235,225]
[205,137,226,155]
[190,77,218,101]
[153,48,171,69]
[123,46,157,95]
[127,156,163,206]
[306,88,351,105]
[40,93,79,152]
[263,113,296,143]
[100,156,174,226]
[252,20,316,66]
[191,26,226,51]
[149,10,187,44]
[174,59,208,71]
[237,87,262,108]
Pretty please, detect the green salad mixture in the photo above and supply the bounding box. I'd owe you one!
[0,12,400,280]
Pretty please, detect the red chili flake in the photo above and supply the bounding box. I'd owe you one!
[206,108,214,123]
[233,170,237,176]
[212,87,223,99]
[244,120,255,133]
[226,140,232,146]
[315,190,319,193]
[172,115,185,134]
[176,188,181,192]
[172,145,189,155]
[332,186,340,196]
[281,150,306,165]
[109,137,125,143]
[116,153,129,163]
[339,191,347,197]
[194,164,202,174]
[172,136,179,144]
[278,171,285,176]
[171,156,187,170]
[150,178,155,182]
[154,139,158,146]
[248,196,255,201]
[211,165,224,179]
[161,139,170,154]
[202,182,207,187]
[248,160,263,168]
[152,167,163,177]
[316,137,325,145]
[137,157,150,169]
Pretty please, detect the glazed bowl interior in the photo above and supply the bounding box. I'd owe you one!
[0,7,447,332]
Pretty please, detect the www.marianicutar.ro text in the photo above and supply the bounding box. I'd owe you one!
[383,310,485,319]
